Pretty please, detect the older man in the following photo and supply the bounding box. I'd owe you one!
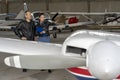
[15,11,36,41]
[14,11,36,72]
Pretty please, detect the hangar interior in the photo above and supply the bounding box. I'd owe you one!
[0,0,120,80]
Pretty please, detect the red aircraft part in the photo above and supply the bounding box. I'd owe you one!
[68,17,79,24]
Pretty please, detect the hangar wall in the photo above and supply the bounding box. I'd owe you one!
[7,0,120,13]
[8,2,46,13]
[49,1,88,12]
[7,1,88,13]
[0,0,118,21]
[0,0,120,14]
[91,1,120,12]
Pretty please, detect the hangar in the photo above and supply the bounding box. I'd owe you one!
[0,0,120,80]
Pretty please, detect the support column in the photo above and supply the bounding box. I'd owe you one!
[46,0,49,11]
[87,0,91,13]
[87,0,91,21]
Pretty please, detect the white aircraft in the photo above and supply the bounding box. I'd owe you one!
[0,1,28,29]
[31,11,95,31]
[0,10,24,26]
[0,30,120,80]
[51,11,120,26]
[0,1,94,39]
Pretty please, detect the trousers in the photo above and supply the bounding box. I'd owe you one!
[38,36,50,43]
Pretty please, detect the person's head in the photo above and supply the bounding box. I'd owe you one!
[25,11,32,21]
[39,13,45,22]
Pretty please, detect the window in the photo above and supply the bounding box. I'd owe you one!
[66,46,86,55]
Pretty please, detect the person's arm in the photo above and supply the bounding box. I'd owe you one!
[14,22,26,40]
[33,22,38,41]
[43,20,51,32]
[33,22,36,36]
[45,20,52,32]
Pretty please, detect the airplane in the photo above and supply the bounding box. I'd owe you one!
[0,0,28,30]
[0,0,94,31]
[32,11,95,29]
[0,1,95,39]
[31,11,95,30]
[35,11,120,39]
[4,1,120,38]
[0,10,24,26]
[0,30,120,79]
[50,11,120,26]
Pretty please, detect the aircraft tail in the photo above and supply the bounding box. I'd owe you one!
[15,10,25,20]
[15,1,29,20]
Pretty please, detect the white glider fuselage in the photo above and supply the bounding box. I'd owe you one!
[1,30,120,80]
[62,30,120,80]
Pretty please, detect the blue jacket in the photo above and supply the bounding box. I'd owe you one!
[36,26,48,37]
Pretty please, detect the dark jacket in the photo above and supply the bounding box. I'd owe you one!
[14,20,36,40]
[36,20,55,37]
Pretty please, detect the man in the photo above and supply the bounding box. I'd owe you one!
[14,11,35,41]
[14,11,36,72]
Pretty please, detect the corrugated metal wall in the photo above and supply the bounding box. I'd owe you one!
[0,0,120,21]
[0,0,120,13]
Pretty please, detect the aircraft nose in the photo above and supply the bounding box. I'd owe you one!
[97,61,120,80]
[87,41,120,79]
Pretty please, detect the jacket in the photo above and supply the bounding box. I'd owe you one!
[14,20,36,40]
[36,20,55,37]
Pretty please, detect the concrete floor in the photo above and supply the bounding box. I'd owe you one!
[0,31,78,80]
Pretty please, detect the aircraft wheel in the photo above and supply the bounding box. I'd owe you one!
[58,29,61,33]
[48,70,52,73]
[70,28,74,32]
[53,32,57,38]
[22,69,27,72]
[52,27,57,31]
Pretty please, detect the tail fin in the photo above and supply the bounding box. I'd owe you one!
[15,10,25,19]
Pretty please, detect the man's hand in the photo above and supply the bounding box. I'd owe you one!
[34,36,38,41]
[21,37,27,40]
[40,31,46,34]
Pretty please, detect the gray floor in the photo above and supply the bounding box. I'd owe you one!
[0,31,78,80]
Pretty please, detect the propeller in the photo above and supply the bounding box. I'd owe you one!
[51,12,59,21]
[103,15,120,24]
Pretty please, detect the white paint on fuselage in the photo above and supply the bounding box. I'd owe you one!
[87,41,120,79]
[62,30,120,79]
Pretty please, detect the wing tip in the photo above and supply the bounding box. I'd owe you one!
[4,57,11,66]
